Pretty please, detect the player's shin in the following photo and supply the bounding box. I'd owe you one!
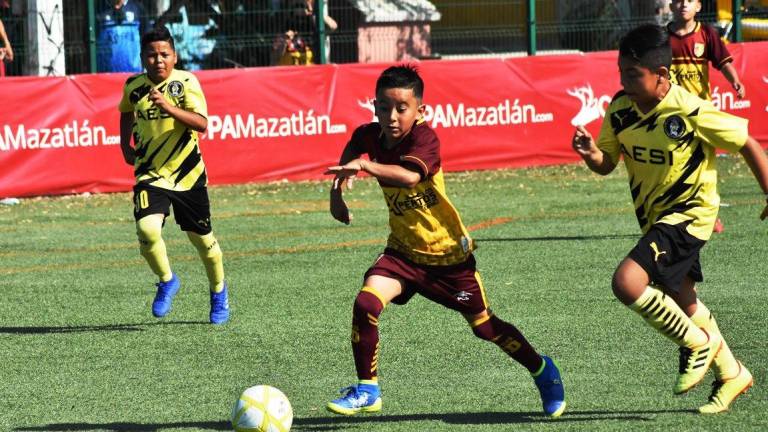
[188,232,225,292]
[471,314,542,373]
[630,286,722,393]
[629,286,710,348]
[136,217,172,281]
[690,299,740,380]
[352,287,384,381]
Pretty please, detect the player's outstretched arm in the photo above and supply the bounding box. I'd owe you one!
[738,136,768,219]
[721,63,745,99]
[325,143,362,225]
[148,87,207,132]
[572,125,616,175]
[119,112,136,165]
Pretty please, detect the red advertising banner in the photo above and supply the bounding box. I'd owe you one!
[1,42,767,198]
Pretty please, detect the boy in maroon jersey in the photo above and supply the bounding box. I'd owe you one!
[323,65,566,417]
[667,0,746,234]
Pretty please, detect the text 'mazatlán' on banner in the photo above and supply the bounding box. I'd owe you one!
[0,42,766,197]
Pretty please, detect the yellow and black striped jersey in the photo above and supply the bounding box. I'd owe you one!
[118,69,208,191]
[597,84,748,240]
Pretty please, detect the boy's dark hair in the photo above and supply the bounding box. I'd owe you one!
[618,24,671,70]
[141,26,175,52]
[376,65,424,100]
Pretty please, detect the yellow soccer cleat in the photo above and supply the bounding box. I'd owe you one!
[675,330,722,394]
[699,362,753,414]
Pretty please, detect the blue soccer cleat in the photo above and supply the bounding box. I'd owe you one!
[533,355,566,418]
[209,283,230,324]
[152,273,181,318]
[327,383,382,416]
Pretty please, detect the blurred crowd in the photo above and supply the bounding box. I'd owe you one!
[95,0,336,73]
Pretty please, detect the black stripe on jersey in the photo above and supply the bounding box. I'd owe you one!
[653,142,706,207]
[129,84,152,104]
[687,108,699,117]
[635,204,648,229]
[655,184,703,220]
[171,147,202,186]
[673,131,696,150]
[125,74,143,86]
[633,112,662,132]
[135,135,172,177]
[630,176,642,201]
[192,170,208,189]
[611,107,641,135]
[159,130,193,167]
[134,136,152,160]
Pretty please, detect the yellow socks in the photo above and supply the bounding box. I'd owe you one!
[187,232,225,292]
[629,286,708,348]
[136,216,172,281]
[690,299,740,380]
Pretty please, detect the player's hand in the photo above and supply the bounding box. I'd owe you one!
[329,185,352,225]
[572,125,596,156]
[148,87,170,111]
[324,159,365,188]
[733,82,745,99]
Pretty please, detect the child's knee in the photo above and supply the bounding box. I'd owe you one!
[470,315,497,341]
[136,217,163,244]
[611,270,642,305]
[353,289,384,318]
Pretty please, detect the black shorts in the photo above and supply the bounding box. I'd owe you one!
[132,183,212,235]
[628,222,705,292]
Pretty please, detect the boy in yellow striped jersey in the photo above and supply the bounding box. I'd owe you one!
[324,65,565,417]
[573,24,768,413]
[118,27,229,324]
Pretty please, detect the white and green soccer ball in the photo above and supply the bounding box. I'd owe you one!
[231,385,293,432]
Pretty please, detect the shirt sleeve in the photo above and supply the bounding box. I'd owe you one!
[118,82,134,113]
[182,73,208,118]
[703,24,732,70]
[347,124,371,156]
[694,100,748,153]
[596,104,621,165]
[402,123,440,178]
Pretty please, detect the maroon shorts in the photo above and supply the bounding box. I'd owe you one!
[364,248,489,315]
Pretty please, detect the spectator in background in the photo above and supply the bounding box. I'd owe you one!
[97,0,147,73]
[271,0,336,65]
[0,11,13,77]
[158,0,223,70]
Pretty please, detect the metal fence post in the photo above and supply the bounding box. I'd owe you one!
[87,0,96,73]
[315,0,327,64]
[527,0,536,55]
[732,0,742,42]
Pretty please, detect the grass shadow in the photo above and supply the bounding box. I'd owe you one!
[475,234,638,243]
[291,408,697,429]
[14,421,230,432]
[0,320,209,335]
[13,408,698,431]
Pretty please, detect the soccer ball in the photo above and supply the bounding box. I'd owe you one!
[231,385,293,432]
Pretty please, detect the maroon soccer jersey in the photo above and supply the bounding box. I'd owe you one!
[668,22,732,100]
[347,120,474,266]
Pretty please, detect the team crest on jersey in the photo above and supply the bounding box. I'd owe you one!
[168,81,184,97]
[663,115,686,139]
[694,42,705,57]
